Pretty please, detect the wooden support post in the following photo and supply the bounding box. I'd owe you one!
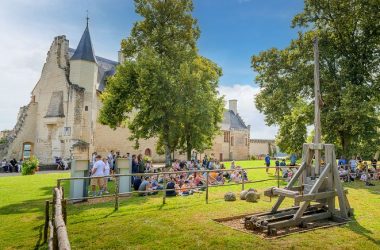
[206,172,209,204]
[313,37,322,176]
[163,176,167,205]
[48,221,54,250]
[293,163,331,220]
[331,150,349,218]
[62,199,67,224]
[324,144,335,213]
[115,176,120,211]
[52,190,58,250]
[44,200,49,243]
[271,162,307,213]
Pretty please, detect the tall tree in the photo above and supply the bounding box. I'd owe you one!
[252,0,380,158]
[99,0,223,164]
[177,56,224,160]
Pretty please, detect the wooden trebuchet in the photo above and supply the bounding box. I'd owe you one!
[244,143,353,235]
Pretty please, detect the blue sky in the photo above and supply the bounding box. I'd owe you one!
[0,0,304,138]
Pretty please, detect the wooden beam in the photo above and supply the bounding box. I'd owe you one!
[331,150,349,218]
[313,37,322,175]
[293,163,331,220]
[271,162,307,213]
[294,191,336,203]
[272,188,299,198]
[268,211,332,230]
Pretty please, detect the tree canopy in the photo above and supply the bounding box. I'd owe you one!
[99,0,223,164]
[252,0,380,158]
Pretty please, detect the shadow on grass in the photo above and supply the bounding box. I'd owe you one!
[347,216,380,245]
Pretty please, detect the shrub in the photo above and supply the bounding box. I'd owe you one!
[21,156,39,175]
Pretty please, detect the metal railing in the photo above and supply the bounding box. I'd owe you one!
[56,165,299,210]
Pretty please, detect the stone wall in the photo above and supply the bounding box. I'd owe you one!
[249,139,276,157]
[5,103,37,160]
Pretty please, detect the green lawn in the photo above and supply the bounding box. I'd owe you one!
[0,160,379,249]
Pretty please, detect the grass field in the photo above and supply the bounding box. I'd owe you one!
[0,160,379,249]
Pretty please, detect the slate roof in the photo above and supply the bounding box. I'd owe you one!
[71,25,97,63]
[221,110,248,130]
[68,48,118,92]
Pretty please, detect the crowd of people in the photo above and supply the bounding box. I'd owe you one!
[337,156,378,184]
[1,158,22,173]
[88,152,249,197]
[131,156,249,197]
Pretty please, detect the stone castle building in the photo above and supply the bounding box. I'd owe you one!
[0,23,250,164]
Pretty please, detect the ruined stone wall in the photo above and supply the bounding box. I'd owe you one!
[31,36,72,164]
[249,140,275,157]
[5,103,37,160]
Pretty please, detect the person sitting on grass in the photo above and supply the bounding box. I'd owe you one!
[180,180,192,196]
[216,172,225,184]
[194,172,204,187]
[209,170,219,185]
[229,170,241,183]
[138,176,152,196]
[166,177,178,197]
[90,155,105,197]
[151,175,163,191]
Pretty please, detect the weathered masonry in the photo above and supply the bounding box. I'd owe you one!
[1,23,250,164]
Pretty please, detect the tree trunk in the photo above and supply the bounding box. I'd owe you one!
[164,143,172,167]
[340,134,351,158]
[186,134,192,161]
[186,147,192,161]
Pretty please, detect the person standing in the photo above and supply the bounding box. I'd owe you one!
[137,154,145,173]
[91,155,106,196]
[103,158,111,195]
[290,154,297,166]
[265,154,271,173]
[108,150,114,174]
[349,156,357,172]
[371,158,377,170]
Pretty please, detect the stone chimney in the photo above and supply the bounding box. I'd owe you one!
[229,99,238,114]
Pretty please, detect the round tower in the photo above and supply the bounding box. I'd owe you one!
[69,22,98,91]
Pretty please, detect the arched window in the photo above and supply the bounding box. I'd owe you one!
[22,142,33,160]
[144,148,152,157]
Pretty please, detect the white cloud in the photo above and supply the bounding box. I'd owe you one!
[218,84,277,139]
[0,24,50,131]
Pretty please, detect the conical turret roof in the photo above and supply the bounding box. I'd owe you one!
[71,24,97,63]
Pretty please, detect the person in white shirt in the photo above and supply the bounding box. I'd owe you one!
[91,155,106,196]
[103,158,111,194]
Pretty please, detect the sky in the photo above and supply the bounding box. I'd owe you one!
[0,0,304,139]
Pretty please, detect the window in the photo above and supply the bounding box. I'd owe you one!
[22,143,32,160]
[224,131,230,143]
[231,136,234,146]
[63,127,71,136]
[144,148,152,157]
[85,106,88,111]
[245,138,248,146]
